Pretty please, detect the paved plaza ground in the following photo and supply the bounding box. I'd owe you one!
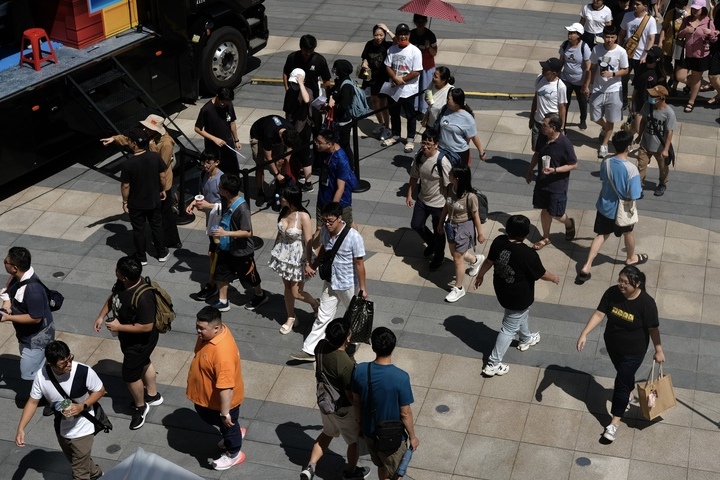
[1,0,720,478]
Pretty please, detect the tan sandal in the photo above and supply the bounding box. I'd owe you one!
[532,238,551,250]
[381,136,399,147]
[279,317,295,335]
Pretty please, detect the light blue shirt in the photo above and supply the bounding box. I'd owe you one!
[438,110,477,153]
[597,157,642,219]
[321,222,365,291]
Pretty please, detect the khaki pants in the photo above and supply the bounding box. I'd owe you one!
[637,146,669,186]
[57,433,102,480]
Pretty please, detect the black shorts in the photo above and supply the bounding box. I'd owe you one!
[214,250,262,286]
[532,190,568,217]
[120,332,159,383]
[593,210,634,237]
[686,56,710,73]
[708,50,720,76]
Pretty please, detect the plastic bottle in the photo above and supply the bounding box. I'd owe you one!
[396,447,413,477]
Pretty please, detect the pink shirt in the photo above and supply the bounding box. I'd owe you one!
[679,16,718,58]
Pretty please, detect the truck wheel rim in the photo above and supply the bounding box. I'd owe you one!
[211,42,239,81]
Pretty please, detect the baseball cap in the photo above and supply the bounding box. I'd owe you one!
[288,68,305,84]
[395,23,411,34]
[540,57,563,72]
[647,85,669,97]
[565,22,585,35]
[691,0,707,9]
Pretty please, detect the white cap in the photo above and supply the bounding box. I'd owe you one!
[565,22,585,35]
[288,68,305,84]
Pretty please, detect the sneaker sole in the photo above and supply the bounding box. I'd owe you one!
[245,296,269,311]
[517,335,541,351]
[482,366,509,377]
[215,304,231,312]
[130,404,149,430]
[146,396,163,407]
[445,292,465,303]
[213,451,246,470]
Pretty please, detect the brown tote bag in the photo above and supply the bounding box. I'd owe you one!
[636,360,676,420]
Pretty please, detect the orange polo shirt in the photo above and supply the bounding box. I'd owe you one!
[186,325,244,411]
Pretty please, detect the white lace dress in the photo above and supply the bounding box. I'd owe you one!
[269,212,306,282]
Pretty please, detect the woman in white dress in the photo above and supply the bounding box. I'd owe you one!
[268,185,319,334]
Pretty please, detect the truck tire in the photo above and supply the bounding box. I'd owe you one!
[201,26,248,92]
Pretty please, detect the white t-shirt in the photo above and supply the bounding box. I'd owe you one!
[590,44,629,93]
[581,4,613,34]
[620,13,658,59]
[534,76,568,122]
[384,44,423,98]
[31,361,103,439]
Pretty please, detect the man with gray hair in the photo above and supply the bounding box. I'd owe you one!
[524,113,578,251]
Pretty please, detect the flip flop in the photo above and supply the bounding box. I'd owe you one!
[565,218,576,241]
[404,142,415,153]
[626,253,649,266]
[381,137,399,147]
[575,272,592,285]
[532,238,551,250]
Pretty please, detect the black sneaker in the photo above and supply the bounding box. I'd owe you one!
[300,465,315,480]
[579,119,587,130]
[255,192,266,207]
[129,403,149,430]
[244,292,268,311]
[654,184,666,196]
[301,182,314,193]
[343,466,371,479]
[194,283,218,301]
[145,392,163,406]
[429,258,444,271]
[423,245,434,258]
[42,405,54,417]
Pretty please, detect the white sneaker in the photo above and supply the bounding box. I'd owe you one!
[212,451,246,470]
[445,286,466,303]
[603,424,618,442]
[467,254,485,277]
[517,332,540,351]
[482,362,510,376]
[598,144,609,158]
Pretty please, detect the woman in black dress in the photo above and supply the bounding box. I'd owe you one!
[360,23,394,139]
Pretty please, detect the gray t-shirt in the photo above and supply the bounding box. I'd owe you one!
[438,110,477,153]
[228,198,255,257]
[639,103,677,153]
[410,151,452,208]
[559,41,592,85]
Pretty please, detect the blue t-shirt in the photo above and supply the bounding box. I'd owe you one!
[437,109,477,153]
[596,157,642,219]
[201,168,223,205]
[352,362,414,437]
[318,148,353,207]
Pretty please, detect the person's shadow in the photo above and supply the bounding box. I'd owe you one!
[535,364,614,444]
[276,421,347,478]
[0,354,33,408]
[443,315,497,360]
[163,407,225,469]
[11,448,69,480]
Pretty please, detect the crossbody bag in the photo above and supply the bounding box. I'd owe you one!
[45,364,112,435]
[318,224,351,282]
[367,362,405,452]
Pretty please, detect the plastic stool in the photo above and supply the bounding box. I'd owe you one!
[19,28,58,71]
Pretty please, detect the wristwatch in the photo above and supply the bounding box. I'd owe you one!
[83,403,89,411]
[220,412,229,418]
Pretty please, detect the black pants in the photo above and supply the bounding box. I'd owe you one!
[608,349,645,417]
[621,59,640,109]
[129,206,165,262]
[338,122,354,162]
[562,80,588,124]
[410,199,445,259]
[161,190,181,247]
[388,95,417,140]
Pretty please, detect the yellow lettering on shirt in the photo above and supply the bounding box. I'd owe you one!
[611,306,634,322]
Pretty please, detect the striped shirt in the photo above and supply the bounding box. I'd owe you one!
[321,222,365,291]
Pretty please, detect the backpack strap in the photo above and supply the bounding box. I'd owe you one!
[130,280,153,312]
[434,151,448,188]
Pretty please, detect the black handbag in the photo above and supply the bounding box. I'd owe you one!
[318,224,350,281]
[344,291,374,344]
[45,365,112,435]
[367,363,405,452]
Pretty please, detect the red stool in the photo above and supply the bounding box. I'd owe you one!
[20,28,58,72]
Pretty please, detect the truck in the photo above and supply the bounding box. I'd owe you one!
[0,0,269,187]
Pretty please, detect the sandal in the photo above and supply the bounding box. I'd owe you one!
[381,136,399,147]
[565,218,576,241]
[684,103,695,113]
[708,96,720,105]
[404,142,414,153]
[279,317,296,335]
[575,271,592,285]
[532,238,551,250]
[700,82,714,92]
[625,253,649,266]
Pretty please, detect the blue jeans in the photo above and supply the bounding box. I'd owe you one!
[607,350,644,418]
[489,308,532,365]
[410,199,445,260]
[194,404,243,455]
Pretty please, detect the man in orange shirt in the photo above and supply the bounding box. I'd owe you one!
[186,306,246,471]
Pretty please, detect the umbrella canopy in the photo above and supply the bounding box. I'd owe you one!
[399,0,465,23]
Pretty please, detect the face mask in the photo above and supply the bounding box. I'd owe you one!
[648,97,658,105]
[676,7,686,13]
[397,38,410,47]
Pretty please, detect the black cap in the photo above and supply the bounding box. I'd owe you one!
[395,23,411,34]
[646,46,663,62]
[540,58,563,72]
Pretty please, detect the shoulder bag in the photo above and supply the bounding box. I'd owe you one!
[318,224,351,282]
[625,14,652,58]
[605,159,638,227]
[367,362,405,453]
[45,365,113,435]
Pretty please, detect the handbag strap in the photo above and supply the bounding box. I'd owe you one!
[45,364,103,430]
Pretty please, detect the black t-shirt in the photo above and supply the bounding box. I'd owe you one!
[632,65,662,107]
[250,115,293,150]
[361,40,393,85]
[225,199,254,257]
[488,236,546,310]
[120,151,166,210]
[534,134,577,194]
[111,280,157,347]
[195,99,237,150]
[330,76,355,123]
[611,4,631,28]
[283,50,331,109]
[599,286,659,356]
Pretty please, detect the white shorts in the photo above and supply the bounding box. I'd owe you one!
[321,406,359,444]
[589,90,623,124]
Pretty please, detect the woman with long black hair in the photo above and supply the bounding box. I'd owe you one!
[436,88,487,165]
